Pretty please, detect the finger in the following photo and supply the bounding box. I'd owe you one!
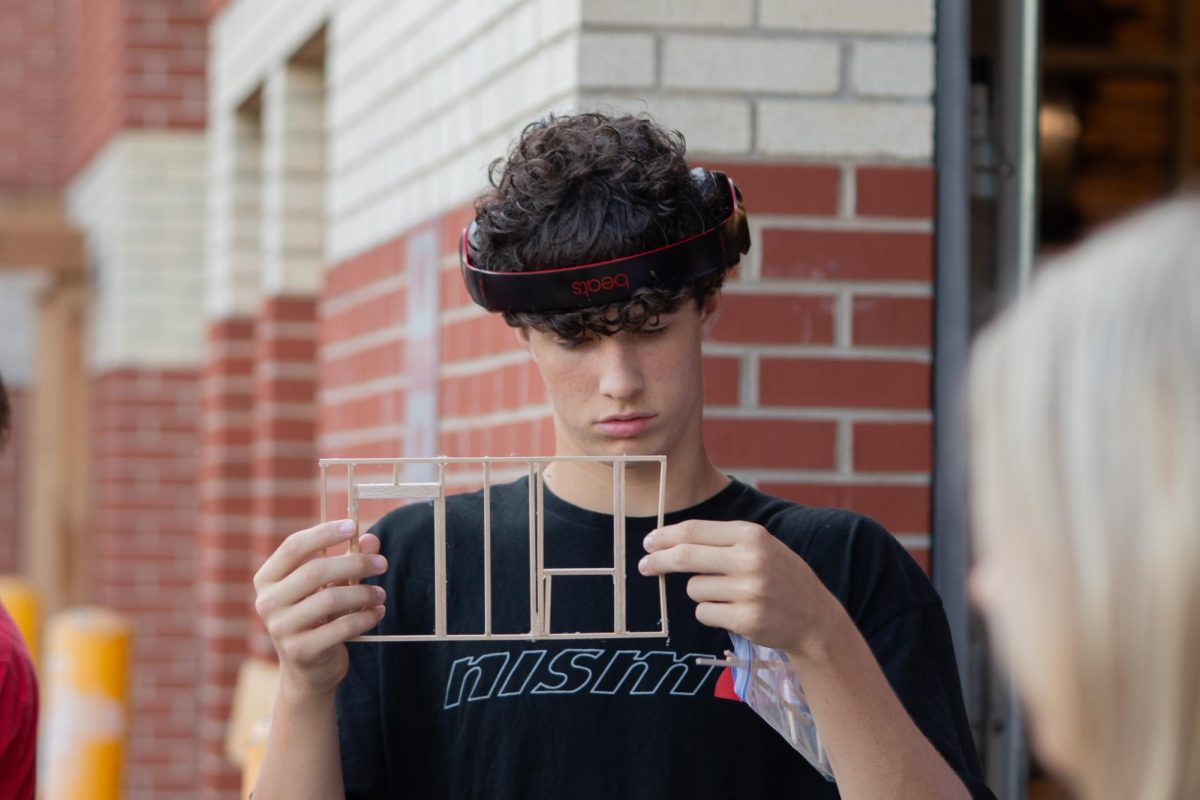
[321,532,382,559]
[269,584,386,641]
[638,543,734,577]
[694,601,740,633]
[643,520,746,552]
[685,575,744,604]
[256,520,357,587]
[357,533,381,555]
[262,551,388,614]
[280,605,386,664]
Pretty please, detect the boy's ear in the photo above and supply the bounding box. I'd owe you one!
[699,290,722,339]
[514,326,534,357]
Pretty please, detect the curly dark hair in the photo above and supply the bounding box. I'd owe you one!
[471,112,733,342]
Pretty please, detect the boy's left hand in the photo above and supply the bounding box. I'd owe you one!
[638,519,838,657]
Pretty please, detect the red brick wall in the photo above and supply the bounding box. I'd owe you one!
[64,0,125,182]
[92,368,201,799]
[250,297,319,659]
[318,161,935,567]
[319,237,410,462]
[121,0,208,129]
[64,0,207,182]
[0,0,67,191]
[0,0,208,188]
[713,162,935,570]
[197,319,256,798]
[0,386,29,574]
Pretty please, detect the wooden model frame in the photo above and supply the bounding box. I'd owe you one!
[319,455,669,642]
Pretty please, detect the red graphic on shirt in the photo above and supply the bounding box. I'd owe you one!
[713,667,740,702]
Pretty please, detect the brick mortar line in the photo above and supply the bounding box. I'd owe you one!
[703,343,931,360]
[256,320,318,338]
[728,468,930,484]
[320,323,407,360]
[722,281,932,296]
[703,407,932,422]
[440,304,490,325]
[440,404,553,431]
[252,402,317,419]
[749,214,932,231]
[440,349,530,377]
[581,25,933,46]
[836,417,851,474]
[835,290,853,347]
[322,271,407,315]
[321,374,408,405]
[575,85,932,107]
[255,362,320,380]
[319,423,406,449]
[252,440,320,458]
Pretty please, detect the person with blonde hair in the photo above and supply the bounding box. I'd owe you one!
[968,196,1200,800]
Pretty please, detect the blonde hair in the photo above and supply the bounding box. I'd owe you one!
[968,197,1200,800]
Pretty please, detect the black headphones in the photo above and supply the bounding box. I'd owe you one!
[459,168,750,313]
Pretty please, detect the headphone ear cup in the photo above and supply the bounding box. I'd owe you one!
[466,220,482,261]
[689,166,719,199]
[730,179,750,255]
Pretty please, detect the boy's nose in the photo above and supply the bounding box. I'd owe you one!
[596,339,644,401]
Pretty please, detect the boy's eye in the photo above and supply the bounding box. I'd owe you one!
[640,326,668,337]
[555,336,592,350]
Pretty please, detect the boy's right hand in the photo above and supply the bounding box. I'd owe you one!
[253,519,389,699]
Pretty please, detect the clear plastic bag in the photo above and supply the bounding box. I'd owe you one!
[729,633,835,782]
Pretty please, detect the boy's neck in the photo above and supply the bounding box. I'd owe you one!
[542,445,730,519]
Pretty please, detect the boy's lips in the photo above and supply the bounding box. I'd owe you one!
[595,413,655,438]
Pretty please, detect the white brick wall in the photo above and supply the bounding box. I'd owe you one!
[579,32,656,89]
[67,131,208,370]
[760,0,933,35]
[579,0,935,162]
[209,0,935,268]
[324,0,583,263]
[206,107,262,319]
[661,34,839,95]
[262,62,326,297]
[759,100,933,158]
[581,0,752,28]
[851,41,934,98]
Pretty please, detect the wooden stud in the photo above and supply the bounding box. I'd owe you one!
[527,462,536,636]
[483,461,492,637]
[657,457,668,636]
[322,455,673,642]
[536,462,546,636]
[434,460,447,637]
[355,482,441,500]
[320,463,327,523]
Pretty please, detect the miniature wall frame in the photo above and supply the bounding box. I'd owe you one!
[318,455,669,642]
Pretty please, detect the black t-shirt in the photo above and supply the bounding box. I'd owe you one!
[336,477,993,799]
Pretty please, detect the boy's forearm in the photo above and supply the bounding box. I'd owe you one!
[253,681,345,800]
[785,600,970,800]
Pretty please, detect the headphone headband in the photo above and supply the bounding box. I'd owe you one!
[459,169,750,313]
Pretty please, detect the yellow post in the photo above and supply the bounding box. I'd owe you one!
[41,606,132,800]
[241,718,270,799]
[0,575,39,668]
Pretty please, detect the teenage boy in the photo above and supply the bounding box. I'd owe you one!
[252,113,992,799]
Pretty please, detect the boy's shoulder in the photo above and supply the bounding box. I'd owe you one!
[724,480,893,550]
[729,480,938,619]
